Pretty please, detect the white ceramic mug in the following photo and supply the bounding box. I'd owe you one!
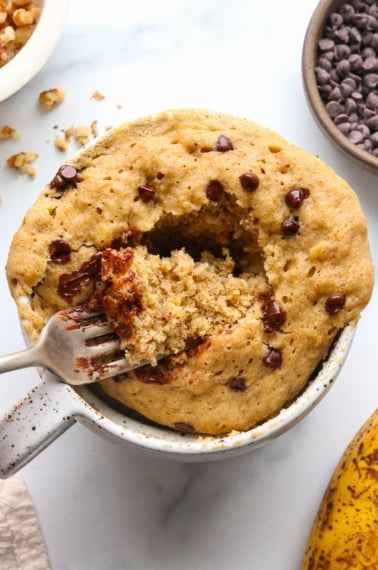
[0,324,355,478]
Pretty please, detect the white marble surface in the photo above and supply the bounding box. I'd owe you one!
[0,1,377,569]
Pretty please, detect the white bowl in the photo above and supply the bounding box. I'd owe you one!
[0,0,70,102]
[0,323,355,477]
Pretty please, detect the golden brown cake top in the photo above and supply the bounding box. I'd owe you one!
[6,109,374,434]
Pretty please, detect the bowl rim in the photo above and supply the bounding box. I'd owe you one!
[302,0,378,174]
[0,0,70,103]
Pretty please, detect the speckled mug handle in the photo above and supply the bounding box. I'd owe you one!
[0,374,78,478]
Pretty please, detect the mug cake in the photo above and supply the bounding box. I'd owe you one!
[6,109,374,434]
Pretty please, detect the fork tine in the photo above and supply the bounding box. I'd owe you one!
[93,357,130,381]
[58,305,116,339]
[85,339,121,355]
[81,321,115,338]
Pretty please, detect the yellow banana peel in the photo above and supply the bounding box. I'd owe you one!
[301,407,378,569]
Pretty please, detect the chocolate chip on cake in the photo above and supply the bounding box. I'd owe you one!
[325,293,346,315]
[48,240,72,264]
[215,135,234,152]
[239,172,260,191]
[263,299,287,331]
[134,365,167,385]
[285,187,310,209]
[228,376,247,391]
[50,164,78,190]
[262,348,282,368]
[174,422,195,433]
[206,180,225,201]
[137,184,156,202]
[281,216,300,236]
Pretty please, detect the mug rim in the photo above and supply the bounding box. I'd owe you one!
[69,323,355,459]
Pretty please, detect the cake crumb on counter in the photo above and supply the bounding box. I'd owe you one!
[53,126,73,152]
[54,122,100,152]
[54,135,69,152]
[6,151,38,178]
[73,125,90,147]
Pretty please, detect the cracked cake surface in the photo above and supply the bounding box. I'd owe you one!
[6,109,374,434]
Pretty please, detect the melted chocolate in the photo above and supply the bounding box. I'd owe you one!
[58,251,102,300]
[48,239,72,264]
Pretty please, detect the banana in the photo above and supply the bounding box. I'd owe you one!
[301,408,378,569]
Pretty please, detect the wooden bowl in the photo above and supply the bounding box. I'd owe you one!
[302,0,378,174]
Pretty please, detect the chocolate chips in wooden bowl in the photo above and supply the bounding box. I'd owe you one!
[302,0,378,173]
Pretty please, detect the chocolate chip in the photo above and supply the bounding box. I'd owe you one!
[50,164,78,190]
[228,376,247,391]
[215,135,234,152]
[239,172,260,191]
[110,230,134,249]
[325,293,346,315]
[174,422,195,433]
[48,239,72,264]
[281,216,300,236]
[206,180,225,201]
[319,38,335,51]
[112,372,130,383]
[263,300,287,330]
[134,365,167,384]
[262,348,282,368]
[137,184,156,202]
[60,164,77,180]
[285,187,310,209]
[315,0,378,158]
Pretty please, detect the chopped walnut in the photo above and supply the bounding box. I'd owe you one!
[0,0,42,68]
[0,125,21,139]
[39,88,66,110]
[6,151,38,178]
[90,90,105,101]
[13,7,34,26]
[74,125,90,147]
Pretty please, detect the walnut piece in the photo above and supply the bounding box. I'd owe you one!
[39,88,66,111]
[6,151,38,178]
[0,125,21,139]
[90,90,105,101]
[0,0,41,68]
